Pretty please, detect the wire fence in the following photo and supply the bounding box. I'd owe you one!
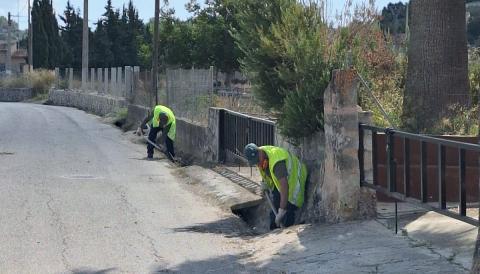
[55,66,266,125]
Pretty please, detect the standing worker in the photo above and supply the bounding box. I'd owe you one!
[244,143,307,230]
[137,105,176,161]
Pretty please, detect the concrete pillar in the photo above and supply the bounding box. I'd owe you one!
[206,108,222,163]
[117,67,123,97]
[90,68,95,91]
[54,68,60,88]
[68,68,73,90]
[97,68,103,93]
[125,66,132,101]
[104,68,109,94]
[323,69,362,222]
[111,67,117,97]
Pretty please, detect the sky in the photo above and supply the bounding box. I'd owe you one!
[0,0,402,31]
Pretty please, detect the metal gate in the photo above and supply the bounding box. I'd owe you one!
[220,109,275,162]
[359,124,480,226]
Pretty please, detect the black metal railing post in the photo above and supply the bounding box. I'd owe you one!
[359,124,365,185]
[459,149,466,216]
[421,141,428,203]
[386,129,396,192]
[372,131,378,185]
[438,144,446,210]
[404,138,410,197]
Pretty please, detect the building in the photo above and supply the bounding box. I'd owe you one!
[0,40,28,74]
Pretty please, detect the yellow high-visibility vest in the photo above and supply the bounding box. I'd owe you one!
[259,146,307,208]
[151,105,176,140]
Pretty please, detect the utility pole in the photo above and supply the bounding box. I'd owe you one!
[82,0,89,89]
[152,0,160,105]
[28,0,33,71]
[6,12,12,75]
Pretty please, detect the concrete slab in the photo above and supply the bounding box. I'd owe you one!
[242,220,468,273]
[175,166,263,211]
[376,202,477,270]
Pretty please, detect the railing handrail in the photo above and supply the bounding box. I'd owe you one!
[360,123,480,152]
[224,108,276,126]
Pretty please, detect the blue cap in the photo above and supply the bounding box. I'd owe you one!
[244,143,259,165]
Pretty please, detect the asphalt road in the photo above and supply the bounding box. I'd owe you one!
[0,103,249,274]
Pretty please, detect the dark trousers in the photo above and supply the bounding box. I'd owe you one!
[147,125,175,159]
[269,188,297,230]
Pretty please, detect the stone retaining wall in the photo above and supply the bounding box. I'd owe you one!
[0,88,33,102]
[48,90,127,116]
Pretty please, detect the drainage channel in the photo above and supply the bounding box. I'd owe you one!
[213,166,271,232]
[212,166,262,196]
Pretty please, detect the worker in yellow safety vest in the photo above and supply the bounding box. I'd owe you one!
[137,105,176,161]
[244,143,308,229]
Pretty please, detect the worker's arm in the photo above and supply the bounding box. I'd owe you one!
[273,161,289,209]
[140,111,153,129]
[278,177,289,210]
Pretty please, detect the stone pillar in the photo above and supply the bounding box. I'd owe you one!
[104,68,109,94]
[323,69,361,222]
[68,68,73,90]
[90,68,95,91]
[97,68,103,93]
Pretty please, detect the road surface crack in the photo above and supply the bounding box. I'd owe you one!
[46,195,71,270]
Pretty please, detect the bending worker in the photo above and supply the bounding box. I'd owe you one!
[244,143,307,229]
[137,105,176,161]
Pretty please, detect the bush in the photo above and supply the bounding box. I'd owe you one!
[0,69,55,95]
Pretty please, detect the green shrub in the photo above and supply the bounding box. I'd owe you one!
[0,69,55,95]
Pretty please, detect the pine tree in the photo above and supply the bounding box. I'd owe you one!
[60,1,83,68]
[32,0,63,69]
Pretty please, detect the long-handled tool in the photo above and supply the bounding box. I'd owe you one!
[264,189,285,228]
[144,136,176,162]
[137,125,176,162]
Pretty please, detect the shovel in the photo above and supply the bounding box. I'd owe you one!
[264,189,285,228]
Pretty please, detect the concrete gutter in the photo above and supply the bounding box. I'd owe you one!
[175,165,263,211]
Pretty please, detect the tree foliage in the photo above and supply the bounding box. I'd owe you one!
[232,0,342,140]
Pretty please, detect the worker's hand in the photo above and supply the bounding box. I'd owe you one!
[275,208,287,227]
[136,127,144,136]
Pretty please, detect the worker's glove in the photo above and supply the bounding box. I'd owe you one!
[136,127,144,136]
[275,208,287,228]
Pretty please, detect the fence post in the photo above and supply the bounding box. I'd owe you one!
[90,68,95,91]
[386,129,396,193]
[54,67,59,88]
[104,68,109,94]
[111,67,116,97]
[68,68,73,90]
[97,68,103,93]
[359,124,365,185]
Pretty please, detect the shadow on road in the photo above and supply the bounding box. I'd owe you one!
[173,216,257,239]
[69,268,117,274]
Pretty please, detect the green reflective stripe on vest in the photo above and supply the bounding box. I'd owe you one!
[259,146,307,208]
[151,105,176,140]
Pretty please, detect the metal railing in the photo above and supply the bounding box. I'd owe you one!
[359,124,480,226]
[220,109,275,162]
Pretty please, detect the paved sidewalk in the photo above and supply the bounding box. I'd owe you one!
[241,221,469,273]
